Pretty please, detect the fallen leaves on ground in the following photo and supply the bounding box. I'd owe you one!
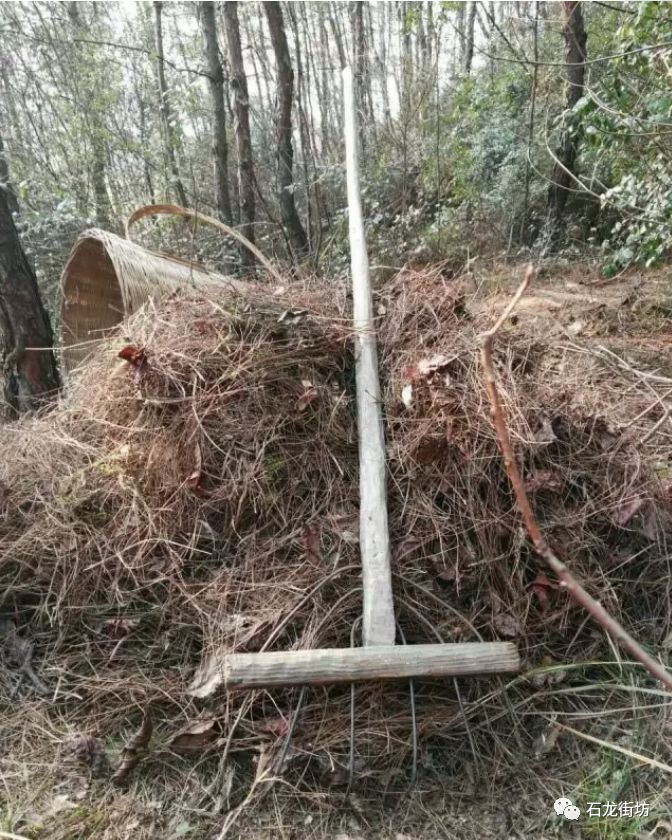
[111,711,153,785]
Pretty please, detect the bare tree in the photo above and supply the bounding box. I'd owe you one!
[200,1,232,223]
[547,0,587,225]
[351,2,372,127]
[263,1,308,258]
[0,181,59,412]
[464,1,477,75]
[153,1,187,207]
[222,1,255,268]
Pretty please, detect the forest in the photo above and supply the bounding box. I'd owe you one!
[2,3,672,840]
[1,1,670,299]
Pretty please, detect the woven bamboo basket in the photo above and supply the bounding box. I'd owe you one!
[60,228,238,371]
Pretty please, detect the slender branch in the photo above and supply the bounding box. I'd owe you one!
[480,265,672,693]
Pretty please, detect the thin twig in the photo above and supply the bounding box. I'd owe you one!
[480,265,672,693]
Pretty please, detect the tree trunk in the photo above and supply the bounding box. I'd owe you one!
[153,1,188,207]
[328,3,347,71]
[0,185,60,413]
[91,131,111,229]
[200,1,232,223]
[263,1,308,259]
[547,0,587,224]
[351,2,371,128]
[222,2,256,269]
[464,1,477,75]
[0,132,18,215]
[287,4,313,252]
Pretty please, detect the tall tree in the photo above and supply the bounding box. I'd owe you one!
[153,1,188,207]
[0,179,59,412]
[222,1,256,269]
[263,0,308,258]
[351,2,372,126]
[200,1,232,223]
[463,1,477,75]
[547,0,587,224]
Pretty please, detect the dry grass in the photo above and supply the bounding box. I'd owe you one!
[1,266,671,838]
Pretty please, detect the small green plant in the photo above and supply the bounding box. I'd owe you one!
[578,753,649,840]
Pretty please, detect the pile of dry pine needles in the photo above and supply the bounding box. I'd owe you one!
[1,267,671,837]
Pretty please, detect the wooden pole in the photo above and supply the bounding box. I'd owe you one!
[343,65,396,647]
[190,643,520,695]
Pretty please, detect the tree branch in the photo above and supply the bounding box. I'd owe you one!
[480,265,672,693]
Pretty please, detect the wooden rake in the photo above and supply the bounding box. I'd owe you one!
[190,68,519,698]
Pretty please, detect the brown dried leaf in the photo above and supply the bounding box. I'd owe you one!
[103,617,139,639]
[417,354,452,376]
[169,718,216,754]
[259,716,290,739]
[414,435,449,465]
[66,733,105,770]
[493,610,521,638]
[301,526,320,561]
[186,440,203,489]
[532,416,557,446]
[529,572,558,613]
[524,470,564,493]
[613,495,643,527]
[111,711,153,785]
[533,722,561,757]
[297,381,318,411]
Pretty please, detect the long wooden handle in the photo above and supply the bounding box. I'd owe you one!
[343,66,396,647]
[189,643,520,695]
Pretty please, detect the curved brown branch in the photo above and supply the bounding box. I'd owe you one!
[480,265,672,693]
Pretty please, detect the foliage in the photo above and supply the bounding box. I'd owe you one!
[579,2,672,269]
[0,1,671,286]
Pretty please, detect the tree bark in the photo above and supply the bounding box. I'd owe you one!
[222,1,256,269]
[547,0,587,224]
[91,131,110,229]
[263,1,308,259]
[464,1,477,75]
[0,185,60,412]
[328,3,348,70]
[153,1,188,207]
[0,131,18,215]
[351,1,372,128]
[200,1,232,223]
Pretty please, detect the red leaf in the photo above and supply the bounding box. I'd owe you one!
[118,345,147,368]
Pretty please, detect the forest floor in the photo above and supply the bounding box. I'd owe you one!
[2,260,672,840]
